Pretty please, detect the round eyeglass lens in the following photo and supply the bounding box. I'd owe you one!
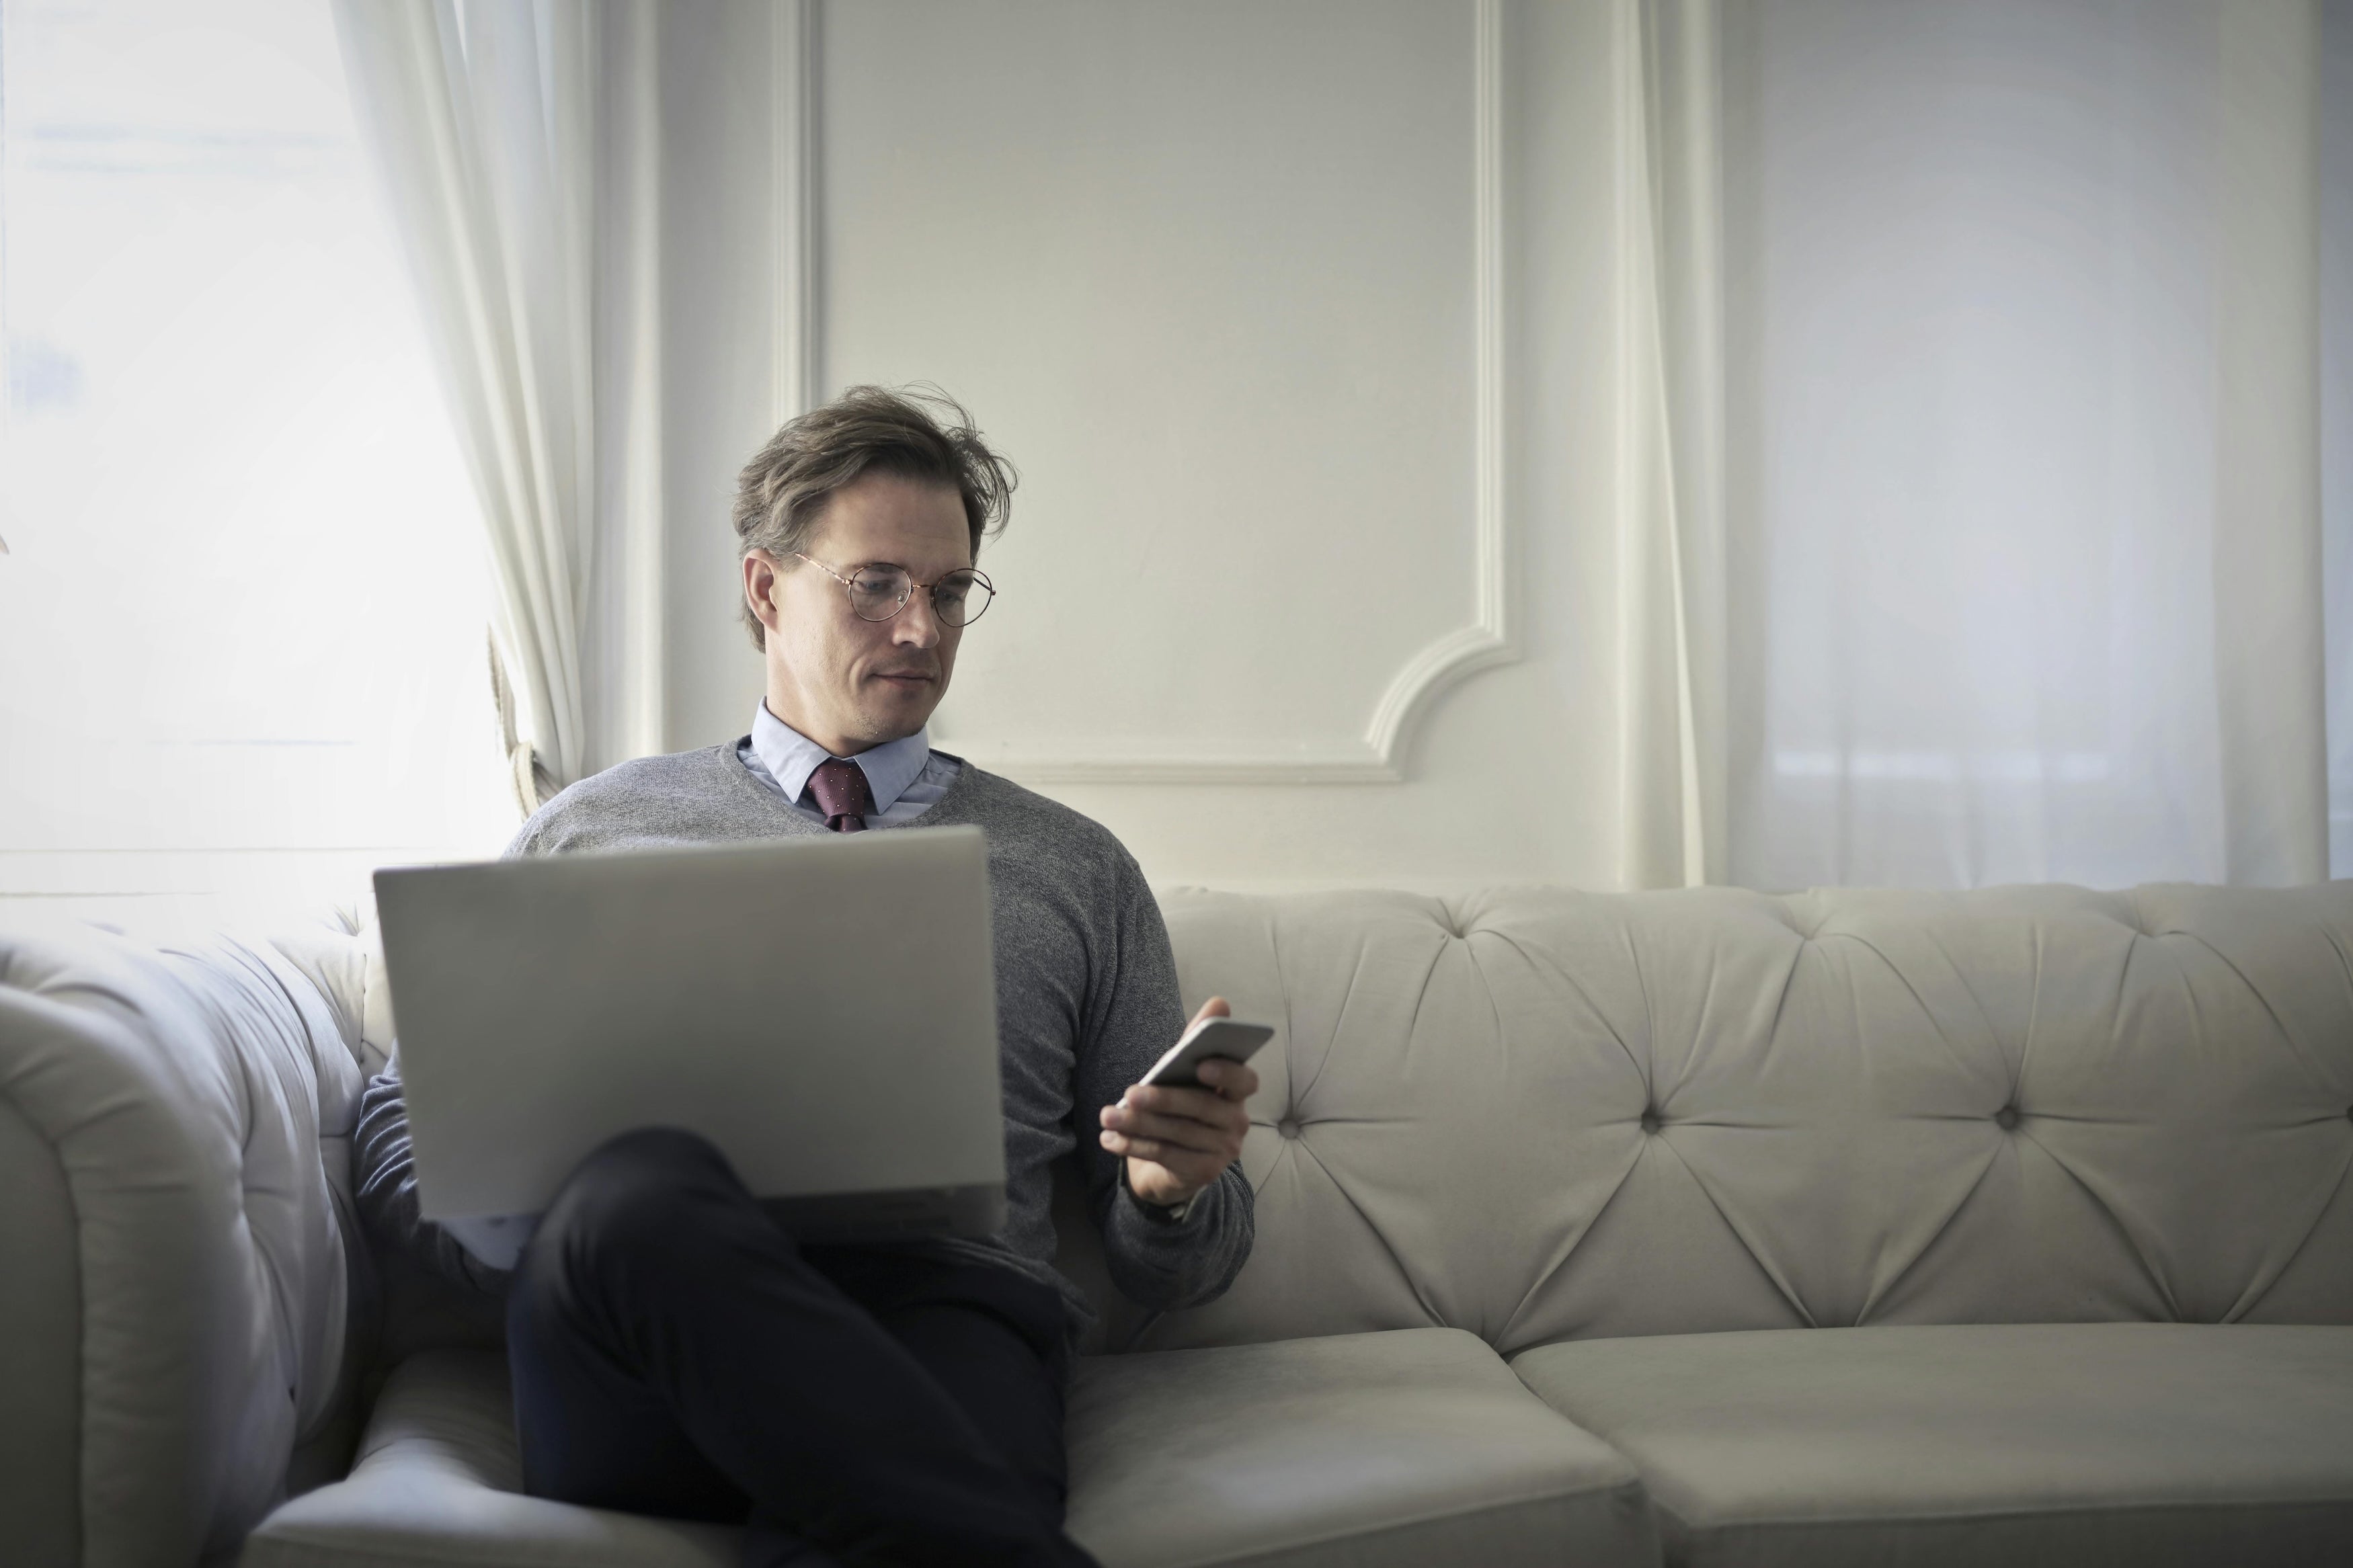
[934,570,994,626]
[846,566,912,620]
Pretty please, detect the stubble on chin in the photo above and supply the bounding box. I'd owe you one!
[850,680,942,747]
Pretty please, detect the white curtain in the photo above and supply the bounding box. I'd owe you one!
[2326,0,2353,875]
[1626,0,2332,889]
[333,0,666,814]
[1616,0,1729,889]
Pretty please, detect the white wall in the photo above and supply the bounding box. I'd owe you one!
[653,0,1632,891]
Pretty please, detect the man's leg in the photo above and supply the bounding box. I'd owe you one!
[807,1249,1078,1526]
[506,1128,1095,1568]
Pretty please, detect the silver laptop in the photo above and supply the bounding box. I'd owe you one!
[372,825,1005,1241]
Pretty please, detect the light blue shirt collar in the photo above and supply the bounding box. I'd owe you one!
[750,702,933,815]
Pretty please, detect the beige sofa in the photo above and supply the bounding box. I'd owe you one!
[5,882,2352,1568]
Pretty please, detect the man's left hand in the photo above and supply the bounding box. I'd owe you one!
[1099,995,1261,1208]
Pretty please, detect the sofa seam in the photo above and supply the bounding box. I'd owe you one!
[1283,1134,1445,1325]
[2229,1141,2353,1322]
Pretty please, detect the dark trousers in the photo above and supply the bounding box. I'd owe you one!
[505,1127,1099,1568]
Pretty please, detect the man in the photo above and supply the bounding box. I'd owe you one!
[355,386,1259,1568]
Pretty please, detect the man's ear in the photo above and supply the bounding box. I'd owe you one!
[743,550,786,635]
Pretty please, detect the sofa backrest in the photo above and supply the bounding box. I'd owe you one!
[1079,883,2353,1356]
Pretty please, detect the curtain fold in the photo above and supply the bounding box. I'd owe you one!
[1625,0,2331,890]
[334,0,664,813]
[2212,0,2327,882]
[2327,0,2353,876]
[1616,0,1729,889]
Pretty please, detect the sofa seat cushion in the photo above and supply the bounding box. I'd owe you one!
[240,1351,736,1568]
[1064,1327,1657,1568]
[247,1329,1657,1568]
[1509,1323,2353,1568]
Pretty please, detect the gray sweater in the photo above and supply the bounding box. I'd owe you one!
[353,742,1254,1346]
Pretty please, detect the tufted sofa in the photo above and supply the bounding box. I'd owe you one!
[5,882,2353,1568]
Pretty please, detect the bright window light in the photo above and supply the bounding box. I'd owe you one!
[0,0,515,909]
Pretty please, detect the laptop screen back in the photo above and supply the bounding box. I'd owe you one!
[374,825,1004,1228]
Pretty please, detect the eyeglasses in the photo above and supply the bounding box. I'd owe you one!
[793,552,996,627]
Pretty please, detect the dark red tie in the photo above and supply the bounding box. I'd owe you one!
[807,757,876,833]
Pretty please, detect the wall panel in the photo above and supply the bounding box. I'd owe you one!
[655,0,1625,889]
[816,0,1501,780]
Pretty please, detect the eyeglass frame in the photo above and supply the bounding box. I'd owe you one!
[791,551,996,627]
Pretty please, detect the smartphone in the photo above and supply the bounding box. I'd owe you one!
[1138,1016,1275,1090]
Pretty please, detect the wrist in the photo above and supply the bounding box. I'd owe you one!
[1122,1160,1201,1221]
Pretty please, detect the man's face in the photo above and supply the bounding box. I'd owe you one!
[744,472,972,755]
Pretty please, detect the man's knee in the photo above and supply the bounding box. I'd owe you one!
[530,1126,763,1284]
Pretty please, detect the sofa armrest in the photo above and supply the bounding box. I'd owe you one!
[0,1024,83,1568]
[0,918,366,1568]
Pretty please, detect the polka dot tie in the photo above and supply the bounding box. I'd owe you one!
[806,757,877,833]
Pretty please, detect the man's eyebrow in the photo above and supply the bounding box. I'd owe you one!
[850,559,971,574]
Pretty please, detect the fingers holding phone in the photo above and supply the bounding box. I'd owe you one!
[1101,998,1271,1206]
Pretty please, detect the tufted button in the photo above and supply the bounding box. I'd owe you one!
[1995,1104,2021,1132]
[1639,1109,1662,1134]
[1277,1118,1302,1140]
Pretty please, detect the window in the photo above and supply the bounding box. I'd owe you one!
[1720,0,2332,888]
[0,0,512,910]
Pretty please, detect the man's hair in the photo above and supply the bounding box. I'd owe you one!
[733,384,1016,650]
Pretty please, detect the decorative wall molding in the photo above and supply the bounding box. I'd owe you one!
[775,0,1513,784]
